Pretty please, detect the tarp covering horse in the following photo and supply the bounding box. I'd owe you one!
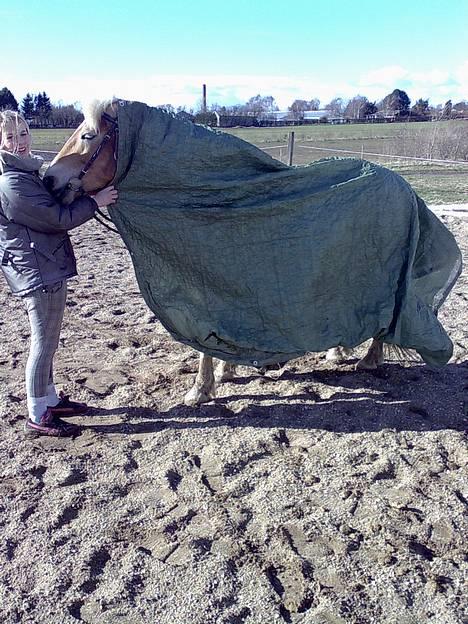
[108,101,461,367]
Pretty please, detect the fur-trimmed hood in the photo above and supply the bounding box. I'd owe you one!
[0,150,43,175]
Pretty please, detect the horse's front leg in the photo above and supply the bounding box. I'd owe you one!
[355,338,384,370]
[215,360,237,383]
[184,353,216,406]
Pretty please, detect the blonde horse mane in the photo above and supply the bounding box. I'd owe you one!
[67,99,119,156]
[82,99,118,133]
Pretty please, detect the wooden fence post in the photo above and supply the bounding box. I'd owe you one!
[288,131,295,166]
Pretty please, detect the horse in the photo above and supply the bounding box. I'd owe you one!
[43,99,458,406]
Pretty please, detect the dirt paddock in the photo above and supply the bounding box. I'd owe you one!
[0,213,466,624]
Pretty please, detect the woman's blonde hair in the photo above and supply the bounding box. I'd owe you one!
[0,110,30,152]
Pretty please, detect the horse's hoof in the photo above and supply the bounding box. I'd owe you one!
[326,348,340,361]
[184,387,215,406]
[326,347,351,362]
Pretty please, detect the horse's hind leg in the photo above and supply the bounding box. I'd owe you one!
[184,353,216,406]
[215,360,237,383]
[355,338,384,370]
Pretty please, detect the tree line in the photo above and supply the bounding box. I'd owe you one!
[200,90,468,122]
[0,87,83,128]
[1,85,467,129]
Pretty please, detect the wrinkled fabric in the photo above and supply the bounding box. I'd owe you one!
[110,101,462,367]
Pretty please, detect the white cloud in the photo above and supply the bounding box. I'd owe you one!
[358,65,409,88]
[411,68,451,86]
[4,60,468,111]
[454,60,468,85]
[352,63,467,104]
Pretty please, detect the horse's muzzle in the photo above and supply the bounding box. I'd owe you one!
[45,176,84,205]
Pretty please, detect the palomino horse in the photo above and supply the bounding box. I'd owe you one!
[44,99,387,406]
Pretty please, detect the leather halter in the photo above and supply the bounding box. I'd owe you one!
[57,111,119,233]
[58,111,119,199]
[78,111,119,181]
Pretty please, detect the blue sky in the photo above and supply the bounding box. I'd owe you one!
[2,0,467,110]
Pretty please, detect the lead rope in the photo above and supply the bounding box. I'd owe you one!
[94,207,119,234]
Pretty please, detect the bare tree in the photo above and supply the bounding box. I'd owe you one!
[289,98,320,112]
[289,99,309,114]
[344,95,369,119]
[244,94,278,116]
[158,104,176,114]
[307,98,320,111]
[50,104,83,128]
[324,97,345,116]
[288,99,308,121]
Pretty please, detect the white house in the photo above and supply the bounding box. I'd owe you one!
[303,110,329,121]
[261,110,345,124]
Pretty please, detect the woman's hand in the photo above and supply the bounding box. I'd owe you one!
[92,186,118,208]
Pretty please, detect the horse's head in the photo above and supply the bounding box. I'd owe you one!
[44,99,119,205]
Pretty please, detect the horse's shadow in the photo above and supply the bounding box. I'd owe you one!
[83,362,467,435]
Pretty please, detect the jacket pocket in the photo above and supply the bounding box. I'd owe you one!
[0,247,31,275]
[53,237,76,270]
[54,237,74,259]
[29,241,57,263]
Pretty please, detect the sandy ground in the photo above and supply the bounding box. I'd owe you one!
[0,212,466,624]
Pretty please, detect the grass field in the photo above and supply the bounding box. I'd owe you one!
[31,128,75,151]
[222,119,467,153]
[32,120,468,205]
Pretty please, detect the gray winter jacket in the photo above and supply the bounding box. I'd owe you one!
[0,151,97,296]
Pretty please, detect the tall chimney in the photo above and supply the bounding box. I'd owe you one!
[202,84,207,113]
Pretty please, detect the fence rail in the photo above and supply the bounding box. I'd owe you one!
[262,139,468,166]
[297,144,468,165]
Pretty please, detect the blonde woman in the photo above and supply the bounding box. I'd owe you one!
[0,110,118,437]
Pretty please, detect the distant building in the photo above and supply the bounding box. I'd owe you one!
[261,110,345,125]
[212,109,347,128]
[262,111,292,122]
[304,110,346,124]
[303,110,329,121]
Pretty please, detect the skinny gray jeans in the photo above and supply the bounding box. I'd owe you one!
[22,281,67,398]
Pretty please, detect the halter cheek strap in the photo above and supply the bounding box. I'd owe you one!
[88,112,120,234]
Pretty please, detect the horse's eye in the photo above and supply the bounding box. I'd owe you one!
[81,132,97,141]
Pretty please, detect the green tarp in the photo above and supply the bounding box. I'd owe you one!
[109,101,462,367]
